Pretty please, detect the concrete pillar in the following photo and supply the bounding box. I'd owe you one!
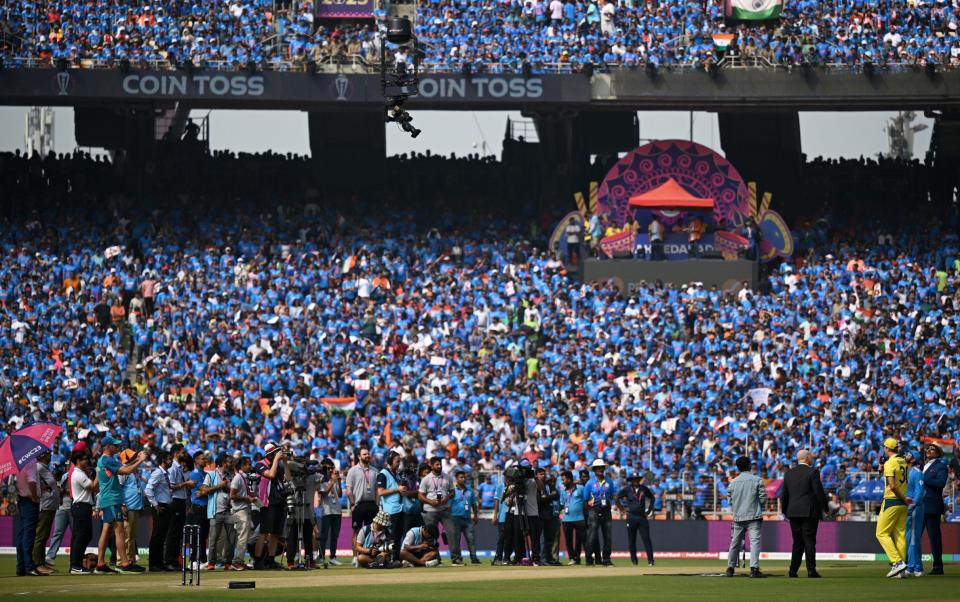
[718,111,803,215]
[929,111,960,204]
[308,110,385,177]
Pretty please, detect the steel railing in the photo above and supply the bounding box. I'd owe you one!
[4,53,957,75]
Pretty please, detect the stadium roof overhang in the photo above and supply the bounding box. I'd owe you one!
[2,68,960,112]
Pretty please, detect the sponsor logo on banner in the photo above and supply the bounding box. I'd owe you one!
[332,73,352,101]
[54,71,74,96]
[121,74,265,97]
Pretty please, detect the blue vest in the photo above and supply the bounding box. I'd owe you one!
[378,468,403,514]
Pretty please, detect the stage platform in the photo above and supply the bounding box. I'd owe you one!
[581,258,758,294]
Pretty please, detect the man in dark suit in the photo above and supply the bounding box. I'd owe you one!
[920,443,949,575]
[780,449,828,578]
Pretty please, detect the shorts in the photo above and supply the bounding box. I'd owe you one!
[351,501,378,531]
[101,504,123,525]
[260,504,287,535]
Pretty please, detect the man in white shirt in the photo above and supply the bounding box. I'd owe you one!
[600,0,616,36]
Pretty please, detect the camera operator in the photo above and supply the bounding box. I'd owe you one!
[501,459,541,565]
[316,458,343,566]
[285,455,318,570]
[399,523,441,567]
[419,457,456,564]
[585,458,615,566]
[376,451,409,562]
[346,446,378,563]
[536,467,561,566]
[253,442,287,570]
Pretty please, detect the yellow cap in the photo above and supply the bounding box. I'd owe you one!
[883,438,899,451]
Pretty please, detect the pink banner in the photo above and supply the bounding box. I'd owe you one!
[316,0,374,19]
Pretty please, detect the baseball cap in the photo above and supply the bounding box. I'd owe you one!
[883,438,899,451]
[102,434,122,447]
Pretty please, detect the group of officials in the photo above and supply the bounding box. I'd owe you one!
[725,441,950,578]
[14,437,952,577]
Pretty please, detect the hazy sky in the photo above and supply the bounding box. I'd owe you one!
[0,106,934,161]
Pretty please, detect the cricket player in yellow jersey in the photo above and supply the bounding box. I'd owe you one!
[876,438,911,577]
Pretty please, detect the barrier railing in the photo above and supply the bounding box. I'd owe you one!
[4,54,956,75]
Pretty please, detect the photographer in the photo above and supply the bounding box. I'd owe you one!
[200,454,236,571]
[253,442,287,570]
[284,455,318,570]
[376,451,409,562]
[501,459,540,565]
[353,510,394,568]
[418,457,456,564]
[316,458,343,566]
[346,446,378,562]
[399,523,441,567]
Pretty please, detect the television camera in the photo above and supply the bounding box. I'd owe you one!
[380,16,421,138]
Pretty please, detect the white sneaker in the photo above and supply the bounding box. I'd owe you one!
[425,559,440,568]
[886,561,906,578]
[566,560,578,566]
[328,558,342,566]
[351,557,359,568]
[401,560,413,568]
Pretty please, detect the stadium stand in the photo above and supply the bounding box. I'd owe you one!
[0,148,957,518]
[1,0,958,72]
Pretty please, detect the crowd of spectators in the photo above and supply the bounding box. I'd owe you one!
[2,0,959,72]
[0,148,958,522]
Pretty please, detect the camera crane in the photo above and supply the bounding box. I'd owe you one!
[380,16,421,138]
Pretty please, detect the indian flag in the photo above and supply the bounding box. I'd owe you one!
[712,33,735,50]
[321,396,356,414]
[727,0,782,20]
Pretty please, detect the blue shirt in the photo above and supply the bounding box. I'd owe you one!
[585,478,615,510]
[451,485,476,518]
[169,461,188,500]
[189,468,207,506]
[121,470,145,511]
[561,484,585,522]
[907,466,924,511]
[145,466,172,506]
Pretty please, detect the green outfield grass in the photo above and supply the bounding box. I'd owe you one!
[0,557,956,601]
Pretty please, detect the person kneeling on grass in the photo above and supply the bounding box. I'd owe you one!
[354,511,397,568]
[399,523,441,567]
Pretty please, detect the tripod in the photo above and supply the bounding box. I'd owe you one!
[285,485,310,570]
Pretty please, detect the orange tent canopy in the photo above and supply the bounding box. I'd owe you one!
[628,177,714,210]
